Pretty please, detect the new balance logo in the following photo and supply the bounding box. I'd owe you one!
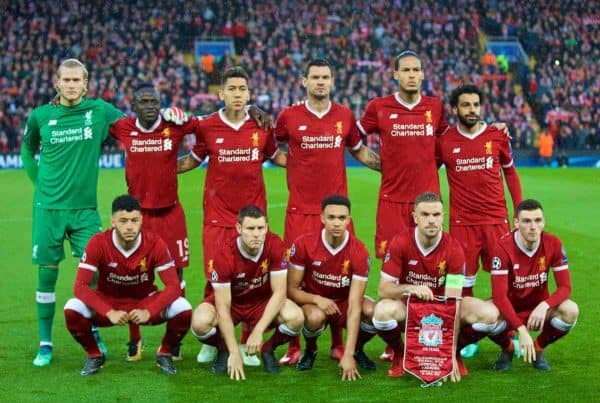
[216,138,224,144]
[108,262,118,268]
[48,120,57,126]
[452,148,461,153]
[408,259,418,266]
[298,125,307,131]
[513,264,520,270]
[312,261,322,266]
[389,114,398,119]
[130,131,138,136]
[236,273,246,278]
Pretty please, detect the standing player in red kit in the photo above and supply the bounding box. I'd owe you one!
[489,199,578,372]
[189,206,304,379]
[177,67,286,364]
[275,59,380,365]
[63,195,192,376]
[110,85,197,361]
[436,84,522,358]
[287,195,377,379]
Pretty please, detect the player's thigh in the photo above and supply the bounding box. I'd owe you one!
[375,200,413,258]
[450,224,483,278]
[231,300,268,329]
[460,297,500,324]
[480,223,510,272]
[373,298,407,322]
[144,205,190,269]
[284,212,321,249]
[66,209,102,258]
[32,207,68,265]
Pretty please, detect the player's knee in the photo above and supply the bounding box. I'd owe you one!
[281,300,304,331]
[373,299,401,322]
[557,300,579,324]
[303,306,326,330]
[64,298,92,319]
[191,303,216,334]
[164,297,192,319]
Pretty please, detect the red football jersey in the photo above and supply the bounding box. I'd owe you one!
[358,94,447,202]
[288,230,370,302]
[381,228,465,296]
[491,230,570,328]
[76,229,177,315]
[192,110,279,227]
[274,101,362,214]
[206,232,287,305]
[110,116,198,209]
[436,124,514,225]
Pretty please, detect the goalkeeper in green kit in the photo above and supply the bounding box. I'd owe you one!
[21,59,186,366]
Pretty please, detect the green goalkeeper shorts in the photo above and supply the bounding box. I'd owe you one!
[31,207,102,265]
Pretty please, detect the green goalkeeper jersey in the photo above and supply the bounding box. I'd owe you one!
[21,98,125,209]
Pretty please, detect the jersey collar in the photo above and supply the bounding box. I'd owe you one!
[236,236,264,263]
[394,92,422,110]
[414,227,442,256]
[514,230,541,257]
[304,100,332,119]
[321,228,349,256]
[457,122,487,140]
[112,229,142,258]
[135,116,162,133]
[218,108,250,131]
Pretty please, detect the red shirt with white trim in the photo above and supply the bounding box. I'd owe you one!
[274,101,362,214]
[358,94,447,203]
[192,110,279,227]
[75,229,178,317]
[206,232,287,305]
[436,124,515,225]
[110,116,198,209]
[288,230,370,302]
[491,230,571,329]
[381,229,465,296]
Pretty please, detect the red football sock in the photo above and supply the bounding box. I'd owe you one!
[158,310,191,355]
[330,324,344,348]
[356,328,376,351]
[288,335,301,350]
[262,326,294,353]
[129,323,141,343]
[64,309,102,357]
[305,336,318,352]
[458,324,488,350]
[488,328,512,350]
[536,320,569,349]
[377,324,403,350]
[240,322,251,345]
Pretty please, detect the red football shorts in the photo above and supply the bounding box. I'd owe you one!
[284,211,354,249]
[325,299,349,329]
[142,203,189,269]
[375,199,415,258]
[203,293,271,329]
[202,225,238,276]
[92,292,169,326]
[450,223,510,276]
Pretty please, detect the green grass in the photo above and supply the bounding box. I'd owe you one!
[0,167,599,402]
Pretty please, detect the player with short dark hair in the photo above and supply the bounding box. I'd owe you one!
[190,205,303,380]
[63,195,192,376]
[287,195,377,380]
[109,83,199,361]
[489,199,578,371]
[372,192,505,381]
[275,58,380,366]
[436,83,522,358]
[177,66,286,365]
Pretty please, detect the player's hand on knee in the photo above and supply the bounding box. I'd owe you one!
[517,326,536,364]
[228,352,246,381]
[161,107,189,126]
[526,302,549,331]
[128,309,150,325]
[245,331,263,355]
[107,309,129,325]
[340,354,361,381]
[315,296,341,316]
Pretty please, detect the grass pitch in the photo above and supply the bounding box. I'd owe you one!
[0,167,598,402]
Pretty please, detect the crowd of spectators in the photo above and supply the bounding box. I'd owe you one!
[0,0,597,154]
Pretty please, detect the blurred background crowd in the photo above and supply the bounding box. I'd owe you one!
[0,0,597,154]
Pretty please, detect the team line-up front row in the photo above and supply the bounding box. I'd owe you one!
[64,192,578,381]
[22,55,578,380]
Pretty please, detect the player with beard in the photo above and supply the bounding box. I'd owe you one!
[275,59,380,366]
[436,84,522,358]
